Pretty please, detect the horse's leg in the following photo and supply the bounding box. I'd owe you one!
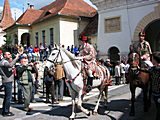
[102,86,108,108]
[93,92,102,114]
[77,89,90,116]
[129,84,136,116]
[148,81,152,108]
[69,92,77,119]
[143,85,149,112]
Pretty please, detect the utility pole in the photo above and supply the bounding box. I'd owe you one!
[14,9,16,20]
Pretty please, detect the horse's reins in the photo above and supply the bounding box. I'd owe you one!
[47,49,84,82]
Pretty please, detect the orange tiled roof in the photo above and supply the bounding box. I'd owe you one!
[34,0,97,24]
[8,0,97,27]
[0,0,14,29]
[59,0,96,17]
[16,9,43,24]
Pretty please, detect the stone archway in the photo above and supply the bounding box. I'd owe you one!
[145,19,160,52]
[133,3,160,43]
[21,33,30,47]
[108,46,120,63]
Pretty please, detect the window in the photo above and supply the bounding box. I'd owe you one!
[105,16,121,33]
[35,32,39,47]
[42,30,45,47]
[50,28,54,45]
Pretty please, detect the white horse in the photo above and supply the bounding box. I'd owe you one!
[46,46,111,119]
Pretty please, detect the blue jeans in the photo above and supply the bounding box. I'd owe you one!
[55,79,64,100]
[2,82,13,113]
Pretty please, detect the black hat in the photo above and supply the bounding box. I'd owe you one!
[139,31,145,36]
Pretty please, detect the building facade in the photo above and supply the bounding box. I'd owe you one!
[91,0,160,62]
[5,0,97,48]
[0,0,15,46]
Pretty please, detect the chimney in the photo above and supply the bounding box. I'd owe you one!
[30,5,34,9]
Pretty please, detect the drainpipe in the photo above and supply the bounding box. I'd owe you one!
[77,16,81,44]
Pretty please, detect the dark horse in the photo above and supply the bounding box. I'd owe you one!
[128,52,152,116]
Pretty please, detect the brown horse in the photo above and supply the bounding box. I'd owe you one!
[128,52,152,116]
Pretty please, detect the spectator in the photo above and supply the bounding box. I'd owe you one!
[150,52,160,120]
[29,60,38,103]
[67,46,70,52]
[54,64,65,102]
[15,62,24,104]
[105,59,113,76]
[39,43,44,61]
[120,60,126,84]
[43,67,57,104]
[48,44,53,55]
[33,45,40,61]
[71,45,74,54]
[0,52,20,117]
[114,61,121,85]
[28,45,34,62]
[74,45,79,56]
[16,54,36,113]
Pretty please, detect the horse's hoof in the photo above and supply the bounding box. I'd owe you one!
[69,117,75,120]
[129,112,135,116]
[87,111,91,116]
[93,111,98,115]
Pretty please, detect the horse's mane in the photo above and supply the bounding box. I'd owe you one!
[61,48,80,69]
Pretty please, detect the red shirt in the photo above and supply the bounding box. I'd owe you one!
[34,47,39,53]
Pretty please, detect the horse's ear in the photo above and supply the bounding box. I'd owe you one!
[55,44,60,49]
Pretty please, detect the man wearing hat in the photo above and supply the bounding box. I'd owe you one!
[78,35,97,92]
[16,54,36,113]
[134,31,153,67]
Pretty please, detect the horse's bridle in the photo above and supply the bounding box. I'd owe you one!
[47,49,81,64]
[47,49,84,82]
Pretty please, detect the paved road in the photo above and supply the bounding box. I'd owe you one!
[0,84,156,120]
[0,84,126,120]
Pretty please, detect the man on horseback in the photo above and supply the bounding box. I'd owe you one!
[133,31,153,68]
[78,35,97,92]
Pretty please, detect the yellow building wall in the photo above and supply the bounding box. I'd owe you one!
[31,16,60,46]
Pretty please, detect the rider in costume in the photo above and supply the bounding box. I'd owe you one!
[134,31,153,67]
[78,35,97,92]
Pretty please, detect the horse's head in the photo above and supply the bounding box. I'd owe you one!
[46,46,80,70]
[128,52,140,68]
[46,47,63,68]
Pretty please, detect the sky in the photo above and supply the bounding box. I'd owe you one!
[0,0,96,20]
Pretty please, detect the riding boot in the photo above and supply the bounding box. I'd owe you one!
[86,77,93,93]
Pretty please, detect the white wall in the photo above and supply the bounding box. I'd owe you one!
[60,20,78,48]
[18,28,29,44]
[98,8,131,55]
[0,28,6,46]
[97,2,158,56]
